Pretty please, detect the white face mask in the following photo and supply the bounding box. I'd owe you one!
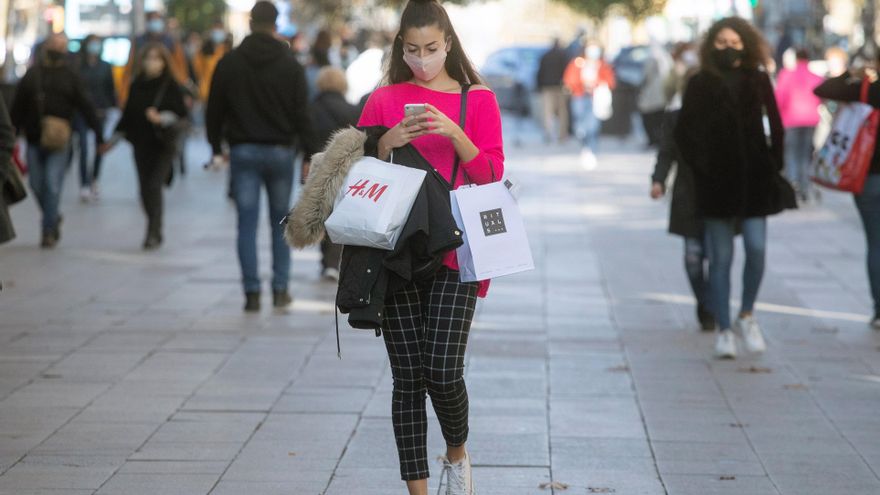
[403,48,448,82]
[586,46,601,60]
[681,50,698,68]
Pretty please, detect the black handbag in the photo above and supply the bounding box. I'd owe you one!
[2,161,27,206]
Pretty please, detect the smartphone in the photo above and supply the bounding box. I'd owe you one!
[404,103,427,124]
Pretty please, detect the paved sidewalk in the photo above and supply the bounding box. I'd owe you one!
[0,129,879,495]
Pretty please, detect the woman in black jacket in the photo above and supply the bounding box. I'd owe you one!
[675,17,795,359]
[814,64,880,329]
[651,43,715,331]
[101,43,187,250]
[310,67,360,280]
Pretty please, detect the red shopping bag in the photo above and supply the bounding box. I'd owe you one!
[811,78,878,194]
[12,141,26,175]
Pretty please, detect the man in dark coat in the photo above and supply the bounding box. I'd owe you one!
[0,97,18,244]
[206,1,318,312]
[536,38,570,143]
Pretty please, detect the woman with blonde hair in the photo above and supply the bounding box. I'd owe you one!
[310,66,360,279]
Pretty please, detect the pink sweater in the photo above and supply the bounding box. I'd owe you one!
[358,82,505,297]
[775,62,824,128]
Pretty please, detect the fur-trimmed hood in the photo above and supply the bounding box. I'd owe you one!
[285,127,366,248]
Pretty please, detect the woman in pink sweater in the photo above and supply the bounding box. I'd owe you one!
[356,1,503,493]
[775,48,824,202]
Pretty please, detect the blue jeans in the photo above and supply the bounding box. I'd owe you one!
[572,95,600,151]
[27,143,70,232]
[73,113,106,187]
[854,174,880,314]
[684,236,709,307]
[704,217,767,329]
[230,144,295,294]
[784,126,814,198]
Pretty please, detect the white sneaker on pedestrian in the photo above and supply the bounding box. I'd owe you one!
[715,329,737,359]
[441,451,475,495]
[321,267,340,282]
[736,316,767,353]
[79,187,92,203]
[579,149,597,170]
[90,183,101,201]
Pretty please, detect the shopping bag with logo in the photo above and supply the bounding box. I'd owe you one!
[450,179,534,283]
[811,77,879,194]
[324,156,426,250]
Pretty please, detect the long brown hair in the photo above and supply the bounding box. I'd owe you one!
[385,0,483,85]
[699,17,769,74]
[134,42,174,81]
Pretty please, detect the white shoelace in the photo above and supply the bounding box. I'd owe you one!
[439,455,469,495]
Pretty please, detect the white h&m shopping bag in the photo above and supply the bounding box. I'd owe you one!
[325,156,426,250]
[450,181,534,282]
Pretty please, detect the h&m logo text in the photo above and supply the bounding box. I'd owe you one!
[347,179,388,203]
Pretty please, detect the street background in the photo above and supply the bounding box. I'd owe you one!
[1,120,879,494]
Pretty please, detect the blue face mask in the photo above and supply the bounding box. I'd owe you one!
[210,29,226,44]
[147,19,165,34]
[86,42,102,56]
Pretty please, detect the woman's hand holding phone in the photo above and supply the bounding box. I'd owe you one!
[378,112,430,160]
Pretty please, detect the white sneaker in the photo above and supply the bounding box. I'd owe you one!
[79,187,92,203]
[90,183,101,201]
[442,451,475,495]
[579,149,597,170]
[715,330,737,359]
[736,316,767,353]
[321,267,340,282]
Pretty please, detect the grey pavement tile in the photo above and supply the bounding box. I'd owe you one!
[771,473,880,495]
[661,474,779,495]
[211,480,327,495]
[0,455,122,490]
[550,397,646,439]
[273,386,373,414]
[94,473,219,495]
[1,381,111,409]
[550,468,665,495]
[33,422,157,456]
[552,436,654,460]
[116,460,228,475]
[129,441,243,462]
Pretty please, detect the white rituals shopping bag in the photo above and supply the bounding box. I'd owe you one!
[450,180,534,283]
[324,156,427,250]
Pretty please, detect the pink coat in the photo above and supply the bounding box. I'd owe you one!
[774,62,824,129]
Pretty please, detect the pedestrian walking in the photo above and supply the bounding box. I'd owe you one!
[814,60,880,329]
[73,34,116,203]
[536,38,570,143]
[0,97,20,245]
[194,20,229,104]
[10,33,106,248]
[309,67,360,281]
[650,43,714,331]
[121,11,191,104]
[101,43,188,250]
[355,0,504,492]
[206,1,318,312]
[775,48,823,203]
[639,41,673,148]
[563,42,615,169]
[675,17,796,359]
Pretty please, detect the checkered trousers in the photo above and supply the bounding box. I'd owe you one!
[381,267,479,481]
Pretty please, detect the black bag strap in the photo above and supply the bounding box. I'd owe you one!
[449,84,471,188]
[152,77,171,109]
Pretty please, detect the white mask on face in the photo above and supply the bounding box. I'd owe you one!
[680,50,698,68]
[586,46,601,60]
[403,48,448,82]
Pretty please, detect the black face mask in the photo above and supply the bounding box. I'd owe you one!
[45,50,65,63]
[713,47,743,69]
